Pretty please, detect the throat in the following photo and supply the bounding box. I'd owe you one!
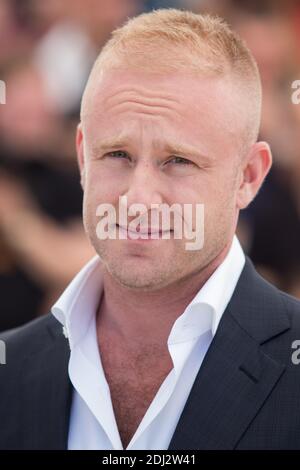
[97,324,174,449]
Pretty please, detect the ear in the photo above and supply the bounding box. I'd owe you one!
[76,123,86,190]
[236,141,272,210]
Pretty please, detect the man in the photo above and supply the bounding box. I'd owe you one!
[1,9,300,450]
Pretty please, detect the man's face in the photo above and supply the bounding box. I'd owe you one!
[78,68,245,290]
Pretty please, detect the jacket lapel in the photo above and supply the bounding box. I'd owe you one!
[168,258,290,450]
[20,320,72,450]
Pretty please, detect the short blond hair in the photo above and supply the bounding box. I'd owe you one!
[81,9,262,150]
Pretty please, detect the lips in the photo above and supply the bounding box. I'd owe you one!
[117,224,172,235]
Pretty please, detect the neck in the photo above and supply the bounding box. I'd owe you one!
[96,242,231,345]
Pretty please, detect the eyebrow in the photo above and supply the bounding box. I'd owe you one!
[92,136,213,164]
[93,137,129,152]
[163,142,210,162]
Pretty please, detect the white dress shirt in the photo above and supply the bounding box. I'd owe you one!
[51,235,245,450]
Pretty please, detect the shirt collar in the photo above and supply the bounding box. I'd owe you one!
[51,254,103,349]
[51,235,245,348]
[167,235,245,344]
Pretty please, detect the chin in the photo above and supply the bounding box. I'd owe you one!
[119,280,160,291]
[108,264,170,291]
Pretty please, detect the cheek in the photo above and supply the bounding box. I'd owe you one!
[178,175,215,210]
[185,173,236,227]
[85,164,120,205]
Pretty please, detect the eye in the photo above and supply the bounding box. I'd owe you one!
[106,150,129,160]
[167,156,193,165]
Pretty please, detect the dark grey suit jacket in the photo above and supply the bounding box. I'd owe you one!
[1,257,300,450]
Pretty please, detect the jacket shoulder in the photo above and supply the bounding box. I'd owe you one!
[279,290,300,329]
[0,314,63,359]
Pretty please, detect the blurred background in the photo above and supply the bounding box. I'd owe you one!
[0,0,300,331]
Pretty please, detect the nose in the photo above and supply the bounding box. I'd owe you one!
[121,162,164,211]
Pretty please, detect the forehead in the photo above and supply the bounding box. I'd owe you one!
[82,67,243,155]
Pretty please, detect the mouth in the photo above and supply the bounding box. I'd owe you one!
[116,224,173,239]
